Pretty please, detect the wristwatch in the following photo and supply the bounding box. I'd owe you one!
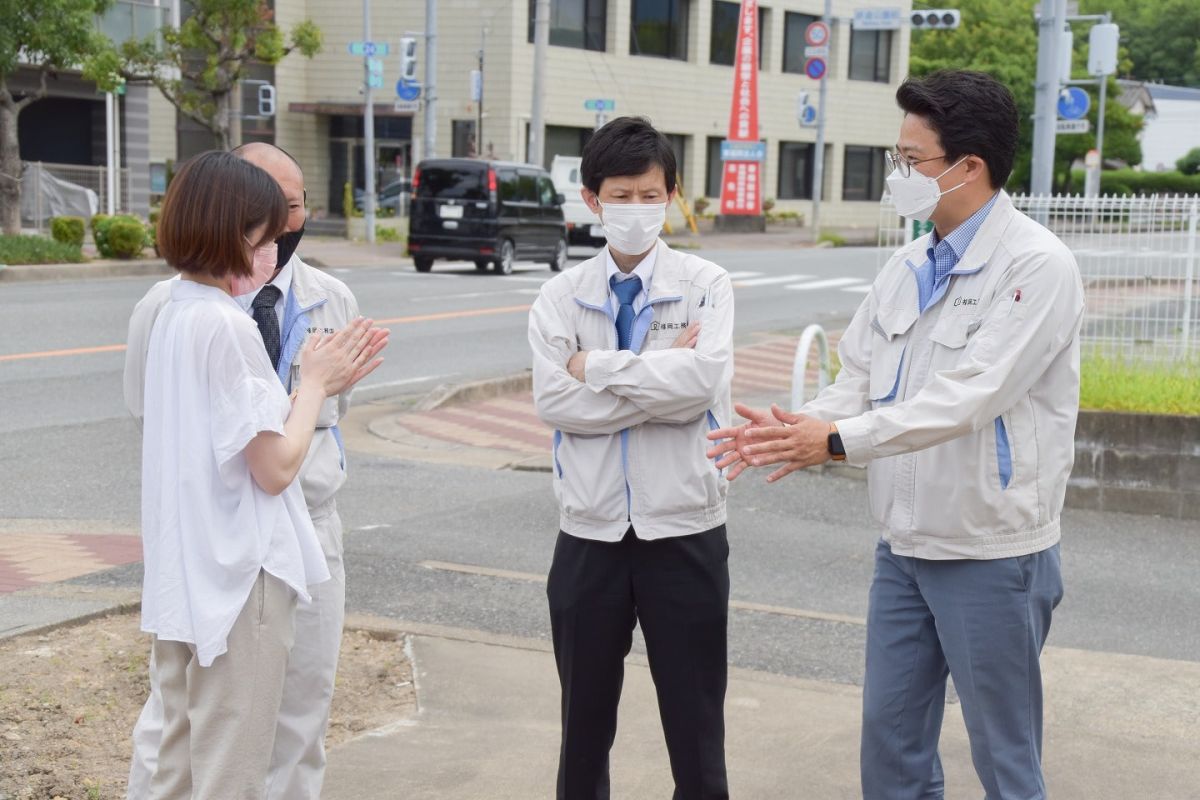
[827,423,846,462]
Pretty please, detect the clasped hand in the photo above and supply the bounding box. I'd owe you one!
[567,321,701,381]
[705,403,831,483]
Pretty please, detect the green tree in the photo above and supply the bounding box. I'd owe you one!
[91,0,322,150]
[1080,0,1200,88]
[0,0,119,234]
[910,0,1142,192]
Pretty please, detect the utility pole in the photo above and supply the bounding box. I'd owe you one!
[1031,0,1066,196]
[810,0,832,242]
[529,0,549,167]
[362,0,376,242]
[477,26,485,157]
[423,0,438,160]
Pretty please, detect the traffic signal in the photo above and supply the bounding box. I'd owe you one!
[257,84,276,117]
[400,37,418,82]
[910,9,961,29]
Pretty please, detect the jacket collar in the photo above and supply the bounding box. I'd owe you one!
[286,254,329,312]
[575,240,684,309]
[952,190,1016,275]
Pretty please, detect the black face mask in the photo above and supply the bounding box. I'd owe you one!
[275,225,305,268]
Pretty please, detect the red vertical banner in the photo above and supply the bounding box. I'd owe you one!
[719,0,763,216]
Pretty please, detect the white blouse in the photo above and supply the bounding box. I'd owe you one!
[140,280,330,667]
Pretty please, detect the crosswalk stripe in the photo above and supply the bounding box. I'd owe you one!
[841,285,872,293]
[785,278,865,291]
[724,270,765,280]
[733,274,815,288]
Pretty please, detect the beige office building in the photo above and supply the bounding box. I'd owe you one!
[23,1,912,232]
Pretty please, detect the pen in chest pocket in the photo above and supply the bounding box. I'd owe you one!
[1005,288,1022,315]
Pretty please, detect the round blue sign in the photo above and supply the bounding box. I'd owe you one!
[1057,87,1090,120]
[805,57,827,81]
[801,105,818,125]
[397,79,420,101]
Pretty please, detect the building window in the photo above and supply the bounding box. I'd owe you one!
[663,133,687,188]
[709,1,764,68]
[843,145,887,201]
[848,29,891,83]
[452,120,477,158]
[528,0,607,51]
[705,136,724,197]
[630,0,690,61]
[782,11,818,74]
[778,141,815,200]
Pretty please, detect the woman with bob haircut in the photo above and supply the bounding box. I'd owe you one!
[139,150,382,797]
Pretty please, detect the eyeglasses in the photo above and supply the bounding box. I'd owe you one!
[884,151,948,178]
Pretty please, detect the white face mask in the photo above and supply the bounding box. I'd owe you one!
[885,156,969,222]
[598,202,666,256]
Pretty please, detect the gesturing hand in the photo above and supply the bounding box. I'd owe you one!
[704,403,782,481]
[301,318,385,397]
[740,405,832,482]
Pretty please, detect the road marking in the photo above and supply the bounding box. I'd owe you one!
[417,560,867,626]
[785,278,865,291]
[840,285,872,294]
[733,274,814,288]
[1,305,532,364]
[357,374,456,394]
[724,270,764,280]
[362,304,533,326]
[0,344,127,363]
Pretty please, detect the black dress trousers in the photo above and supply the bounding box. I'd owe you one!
[547,524,731,800]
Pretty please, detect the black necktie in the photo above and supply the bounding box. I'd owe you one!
[252,284,282,369]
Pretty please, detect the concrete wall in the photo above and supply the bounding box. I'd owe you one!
[1068,411,1200,520]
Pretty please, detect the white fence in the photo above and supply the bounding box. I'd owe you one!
[879,193,1200,362]
[20,161,131,233]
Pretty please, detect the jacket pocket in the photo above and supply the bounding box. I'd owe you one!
[552,430,563,478]
[994,416,1012,490]
[869,305,916,404]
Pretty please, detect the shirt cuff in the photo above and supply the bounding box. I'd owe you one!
[834,414,874,467]
[583,350,616,391]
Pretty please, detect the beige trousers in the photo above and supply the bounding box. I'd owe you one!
[150,570,296,800]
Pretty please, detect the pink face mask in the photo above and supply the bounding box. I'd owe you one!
[231,238,279,296]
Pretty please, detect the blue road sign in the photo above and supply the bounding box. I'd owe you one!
[1058,87,1090,120]
[805,57,827,81]
[800,104,818,126]
[721,140,766,162]
[397,79,421,101]
[583,99,616,112]
[348,41,391,57]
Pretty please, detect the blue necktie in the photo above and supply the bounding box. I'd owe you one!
[610,274,642,351]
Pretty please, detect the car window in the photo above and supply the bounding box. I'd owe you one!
[416,167,486,200]
[498,169,519,203]
[514,171,538,204]
[538,176,558,207]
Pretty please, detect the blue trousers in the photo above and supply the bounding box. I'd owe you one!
[861,539,1063,800]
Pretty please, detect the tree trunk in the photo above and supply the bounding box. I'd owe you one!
[0,99,23,236]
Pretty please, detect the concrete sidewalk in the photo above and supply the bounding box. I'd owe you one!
[322,622,1200,799]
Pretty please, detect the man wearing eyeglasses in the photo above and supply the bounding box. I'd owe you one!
[708,70,1084,799]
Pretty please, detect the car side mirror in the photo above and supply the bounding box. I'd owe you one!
[555,193,566,206]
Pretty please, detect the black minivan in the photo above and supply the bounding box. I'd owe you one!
[407,158,569,274]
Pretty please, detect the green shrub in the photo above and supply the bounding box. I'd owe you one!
[762,197,776,212]
[818,230,847,247]
[94,214,144,258]
[1176,147,1200,176]
[1080,353,1200,415]
[90,213,110,239]
[0,234,87,264]
[50,216,85,248]
[107,218,147,259]
[376,226,401,242]
[1070,169,1200,196]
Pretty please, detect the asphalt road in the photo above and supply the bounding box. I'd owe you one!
[2,246,1198,688]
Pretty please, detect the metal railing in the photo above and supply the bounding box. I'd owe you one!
[791,324,833,410]
[20,161,132,233]
[878,192,1200,362]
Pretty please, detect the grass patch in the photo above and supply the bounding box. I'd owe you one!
[0,234,86,265]
[1079,353,1200,415]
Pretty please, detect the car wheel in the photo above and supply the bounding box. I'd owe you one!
[494,240,515,275]
[548,238,568,272]
[474,259,490,271]
[414,256,433,272]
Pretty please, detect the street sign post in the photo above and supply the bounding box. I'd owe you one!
[805,20,830,46]
[1056,119,1090,134]
[853,7,902,30]
[804,45,829,57]
[583,99,615,112]
[394,99,420,113]
[805,58,827,80]
[397,79,421,101]
[1057,86,1090,120]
